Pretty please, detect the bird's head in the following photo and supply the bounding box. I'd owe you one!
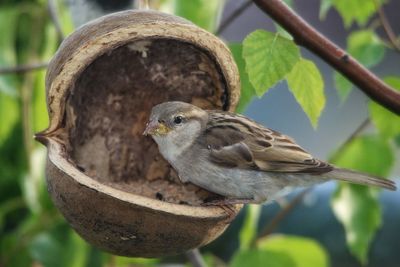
[143,101,208,159]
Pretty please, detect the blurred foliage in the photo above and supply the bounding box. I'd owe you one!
[238,205,261,250]
[331,0,379,28]
[0,0,64,266]
[369,77,400,139]
[331,136,394,264]
[0,0,399,266]
[334,29,386,102]
[160,0,225,33]
[323,1,399,263]
[333,72,353,103]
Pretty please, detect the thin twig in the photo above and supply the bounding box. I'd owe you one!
[0,62,49,75]
[251,0,400,115]
[185,249,207,267]
[373,0,400,53]
[216,0,252,35]
[330,118,370,163]
[368,19,399,50]
[368,18,381,31]
[253,187,312,246]
[47,0,65,42]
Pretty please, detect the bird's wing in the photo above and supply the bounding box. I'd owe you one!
[201,111,333,174]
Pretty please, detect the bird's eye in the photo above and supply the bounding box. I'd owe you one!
[173,115,183,125]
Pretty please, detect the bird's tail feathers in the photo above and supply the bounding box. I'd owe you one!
[328,168,396,191]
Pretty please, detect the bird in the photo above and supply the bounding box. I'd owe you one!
[143,101,396,205]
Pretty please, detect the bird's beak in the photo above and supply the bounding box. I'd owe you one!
[143,120,170,136]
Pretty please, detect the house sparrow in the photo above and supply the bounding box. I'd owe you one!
[143,101,396,205]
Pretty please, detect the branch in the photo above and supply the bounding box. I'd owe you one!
[216,0,252,35]
[373,0,400,53]
[185,249,207,267]
[251,0,400,115]
[0,62,49,75]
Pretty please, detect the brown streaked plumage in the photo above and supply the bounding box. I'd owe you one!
[144,101,396,204]
[203,111,333,173]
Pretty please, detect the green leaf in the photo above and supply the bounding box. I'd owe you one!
[286,59,325,128]
[1,232,32,267]
[239,204,261,250]
[257,235,329,267]
[243,30,300,96]
[32,24,57,133]
[331,136,394,176]
[68,231,91,267]
[369,76,400,139]
[0,123,26,200]
[165,0,225,32]
[330,136,394,264]
[395,134,400,147]
[334,72,353,102]
[383,76,400,90]
[86,247,106,267]
[32,70,49,133]
[14,4,46,64]
[202,253,226,267]
[229,43,256,113]
[232,234,329,267]
[320,0,333,19]
[0,12,19,98]
[30,233,66,267]
[332,0,380,27]
[332,184,381,265]
[0,8,20,145]
[231,249,295,267]
[348,30,385,68]
[22,147,47,214]
[0,93,19,145]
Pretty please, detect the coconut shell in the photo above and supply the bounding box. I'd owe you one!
[38,10,242,257]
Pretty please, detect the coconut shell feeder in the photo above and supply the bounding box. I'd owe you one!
[37,10,242,257]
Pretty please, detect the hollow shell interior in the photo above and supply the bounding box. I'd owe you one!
[65,38,230,206]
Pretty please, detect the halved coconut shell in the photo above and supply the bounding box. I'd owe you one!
[37,10,241,257]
